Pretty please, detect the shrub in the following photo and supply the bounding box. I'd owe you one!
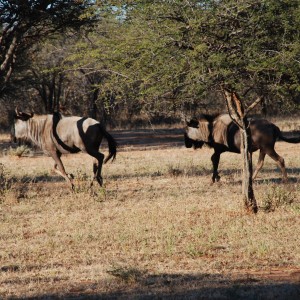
[7,145,31,157]
[0,163,13,202]
[107,266,145,283]
[262,186,295,212]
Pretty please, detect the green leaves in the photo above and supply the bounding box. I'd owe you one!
[3,0,300,120]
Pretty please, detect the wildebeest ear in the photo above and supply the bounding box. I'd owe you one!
[187,118,199,128]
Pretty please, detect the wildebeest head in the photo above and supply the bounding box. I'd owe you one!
[12,107,34,142]
[184,117,207,149]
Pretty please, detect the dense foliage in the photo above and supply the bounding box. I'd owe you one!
[1,0,300,128]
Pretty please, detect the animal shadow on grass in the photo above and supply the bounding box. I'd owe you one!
[221,168,299,186]
[14,174,66,184]
[109,166,211,181]
[253,167,299,185]
[8,174,70,200]
[21,272,300,299]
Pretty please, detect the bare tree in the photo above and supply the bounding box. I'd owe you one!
[222,87,262,213]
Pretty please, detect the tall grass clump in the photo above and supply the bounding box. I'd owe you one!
[107,265,145,283]
[0,163,12,202]
[7,145,31,157]
[166,162,209,177]
[262,185,295,212]
[73,169,90,193]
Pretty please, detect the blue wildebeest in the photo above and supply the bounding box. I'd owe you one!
[184,114,300,183]
[12,108,117,189]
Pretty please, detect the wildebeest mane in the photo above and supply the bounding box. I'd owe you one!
[198,113,219,123]
[200,113,220,146]
[23,116,48,149]
[187,114,219,127]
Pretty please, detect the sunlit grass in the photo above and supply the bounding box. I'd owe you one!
[0,134,299,298]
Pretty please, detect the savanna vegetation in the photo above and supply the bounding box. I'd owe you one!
[0,0,300,298]
[1,0,300,129]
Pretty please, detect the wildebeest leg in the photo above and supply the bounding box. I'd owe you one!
[253,151,266,180]
[266,149,288,182]
[211,152,221,183]
[89,152,105,186]
[51,152,74,189]
[93,158,97,179]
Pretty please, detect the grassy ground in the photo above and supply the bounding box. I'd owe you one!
[0,129,300,299]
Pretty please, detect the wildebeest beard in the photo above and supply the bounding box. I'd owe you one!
[184,132,204,149]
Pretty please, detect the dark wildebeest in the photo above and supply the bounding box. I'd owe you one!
[184,114,300,183]
[12,108,117,189]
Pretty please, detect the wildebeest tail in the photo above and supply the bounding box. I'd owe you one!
[101,127,117,163]
[278,130,300,143]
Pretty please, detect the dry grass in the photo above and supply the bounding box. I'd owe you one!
[0,132,300,299]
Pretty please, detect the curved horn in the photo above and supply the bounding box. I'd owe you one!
[15,106,20,116]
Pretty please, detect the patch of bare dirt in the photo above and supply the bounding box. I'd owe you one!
[105,128,184,150]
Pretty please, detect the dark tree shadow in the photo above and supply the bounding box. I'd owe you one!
[215,167,299,185]
[224,177,299,186]
[21,272,300,300]
[254,177,299,185]
[111,128,184,149]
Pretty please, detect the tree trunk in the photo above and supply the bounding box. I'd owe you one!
[222,88,258,213]
[240,119,257,212]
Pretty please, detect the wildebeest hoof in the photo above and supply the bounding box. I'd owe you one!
[211,175,220,183]
[93,176,103,186]
[97,177,103,186]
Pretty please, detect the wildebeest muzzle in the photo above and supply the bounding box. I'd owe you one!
[184,132,204,149]
[184,132,193,148]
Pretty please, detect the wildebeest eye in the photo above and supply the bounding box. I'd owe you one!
[187,119,199,128]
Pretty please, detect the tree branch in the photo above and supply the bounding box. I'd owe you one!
[1,35,18,72]
[245,97,262,114]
